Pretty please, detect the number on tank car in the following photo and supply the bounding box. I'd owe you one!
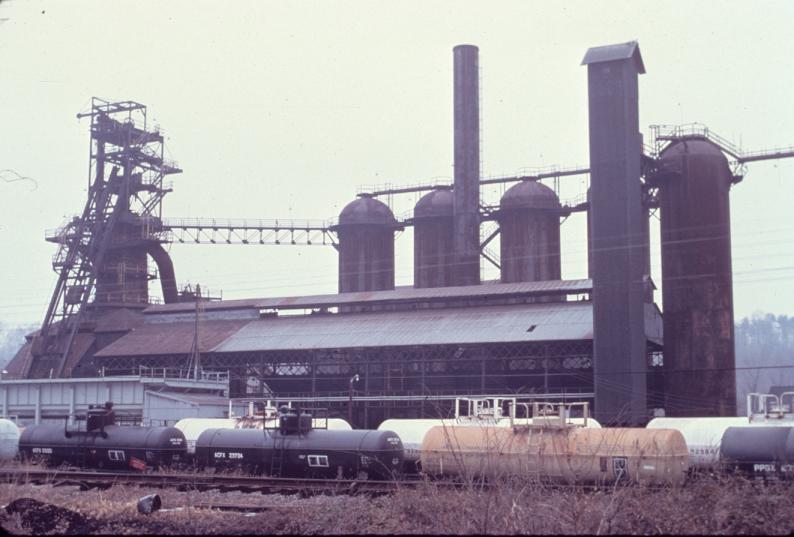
[386,436,400,445]
[169,438,183,445]
[32,447,53,454]
[781,464,794,473]
[214,452,243,459]
[613,457,629,480]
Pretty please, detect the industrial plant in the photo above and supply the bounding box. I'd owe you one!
[3,40,794,429]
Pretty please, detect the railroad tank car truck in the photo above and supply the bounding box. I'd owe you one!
[195,406,403,479]
[18,401,186,471]
[420,402,689,485]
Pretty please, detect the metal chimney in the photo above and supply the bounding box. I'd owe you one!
[582,41,647,425]
[452,44,481,286]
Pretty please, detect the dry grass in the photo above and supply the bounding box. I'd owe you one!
[0,473,791,535]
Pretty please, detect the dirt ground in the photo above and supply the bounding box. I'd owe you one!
[1,474,792,535]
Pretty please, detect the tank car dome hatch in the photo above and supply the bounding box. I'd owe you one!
[414,189,454,219]
[336,195,397,227]
[499,180,561,211]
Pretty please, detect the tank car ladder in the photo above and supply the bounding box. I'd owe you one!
[269,435,286,477]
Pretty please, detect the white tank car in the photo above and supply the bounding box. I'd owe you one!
[646,417,751,467]
[175,417,353,454]
[0,419,21,461]
[647,392,794,468]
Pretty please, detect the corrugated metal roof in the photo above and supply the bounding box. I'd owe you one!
[94,319,250,357]
[212,301,594,353]
[62,333,96,377]
[144,279,592,316]
[581,41,646,74]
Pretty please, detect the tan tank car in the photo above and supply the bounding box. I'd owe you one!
[420,403,689,485]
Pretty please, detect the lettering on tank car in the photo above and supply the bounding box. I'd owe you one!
[31,448,53,454]
[386,437,401,445]
[613,457,629,480]
[754,463,776,473]
[169,437,184,445]
[360,455,372,467]
[392,457,400,466]
[214,452,243,459]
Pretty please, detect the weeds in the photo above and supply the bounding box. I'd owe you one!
[0,472,792,534]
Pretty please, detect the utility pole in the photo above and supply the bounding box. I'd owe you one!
[348,374,360,425]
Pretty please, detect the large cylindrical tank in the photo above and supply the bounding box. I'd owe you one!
[0,419,20,461]
[497,181,561,293]
[19,424,186,469]
[379,417,602,465]
[649,416,794,469]
[333,196,397,293]
[721,426,794,478]
[657,139,736,417]
[195,427,403,479]
[175,417,352,454]
[96,213,150,305]
[420,425,688,485]
[413,189,455,288]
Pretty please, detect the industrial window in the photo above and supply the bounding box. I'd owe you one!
[307,454,329,467]
[108,450,126,461]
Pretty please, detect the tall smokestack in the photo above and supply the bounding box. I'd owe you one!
[452,44,481,286]
[582,41,647,425]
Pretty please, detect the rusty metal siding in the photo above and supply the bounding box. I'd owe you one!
[658,139,736,417]
[337,226,395,293]
[498,181,562,294]
[94,319,249,357]
[333,196,397,294]
[95,221,150,306]
[414,190,455,288]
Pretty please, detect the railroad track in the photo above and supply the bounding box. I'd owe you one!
[0,468,454,495]
[0,468,651,495]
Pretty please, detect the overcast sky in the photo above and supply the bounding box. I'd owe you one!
[1,0,793,328]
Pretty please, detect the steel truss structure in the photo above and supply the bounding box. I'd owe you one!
[97,339,663,427]
[25,99,181,379]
